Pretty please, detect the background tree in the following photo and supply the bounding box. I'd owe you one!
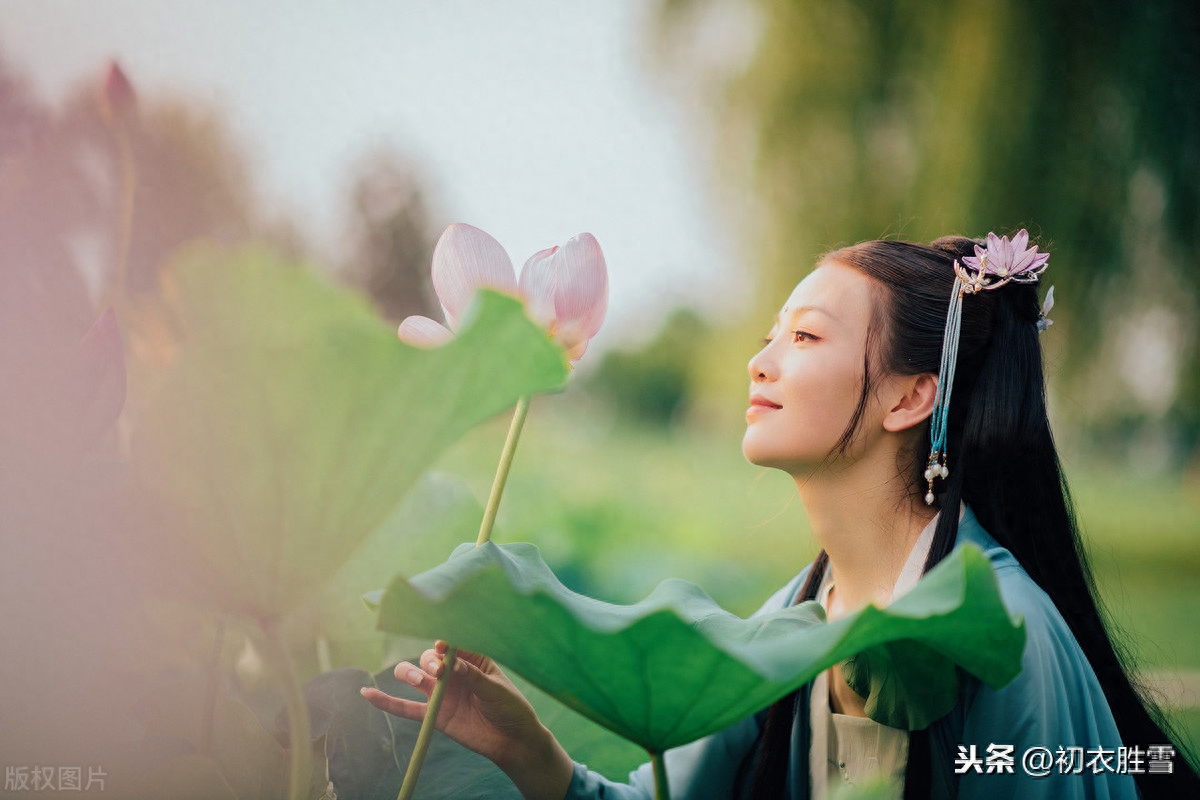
[586,308,711,428]
[339,145,441,324]
[653,0,1200,461]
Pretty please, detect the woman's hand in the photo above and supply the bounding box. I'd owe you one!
[360,641,575,800]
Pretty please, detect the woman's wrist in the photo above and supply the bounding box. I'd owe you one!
[498,722,575,800]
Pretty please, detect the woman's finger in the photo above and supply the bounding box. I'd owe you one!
[450,646,493,672]
[420,650,445,677]
[359,686,427,722]
[394,660,437,696]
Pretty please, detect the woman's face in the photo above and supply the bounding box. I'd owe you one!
[742,261,883,475]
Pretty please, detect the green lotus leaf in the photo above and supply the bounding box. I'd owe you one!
[369,541,1024,753]
[127,246,568,619]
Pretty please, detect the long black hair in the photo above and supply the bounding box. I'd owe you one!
[744,236,1199,798]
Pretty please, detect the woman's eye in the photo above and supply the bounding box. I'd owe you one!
[761,331,815,347]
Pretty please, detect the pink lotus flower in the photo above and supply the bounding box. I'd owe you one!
[398,223,608,361]
[2,307,126,461]
[960,229,1050,287]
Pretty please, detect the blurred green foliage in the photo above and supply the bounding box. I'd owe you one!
[125,249,567,620]
[585,308,710,427]
[654,0,1200,458]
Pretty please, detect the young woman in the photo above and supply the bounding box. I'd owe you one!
[362,234,1199,799]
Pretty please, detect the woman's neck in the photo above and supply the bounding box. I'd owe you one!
[794,459,936,615]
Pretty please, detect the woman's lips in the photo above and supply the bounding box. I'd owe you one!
[747,395,782,419]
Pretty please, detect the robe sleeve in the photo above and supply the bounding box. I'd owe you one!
[951,562,1141,800]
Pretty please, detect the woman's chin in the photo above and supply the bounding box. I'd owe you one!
[741,437,820,477]
[741,433,763,465]
[741,437,786,471]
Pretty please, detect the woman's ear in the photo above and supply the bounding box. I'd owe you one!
[882,372,937,433]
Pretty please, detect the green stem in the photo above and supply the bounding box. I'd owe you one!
[397,394,531,800]
[262,620,312,800]
[476,393,530,546]
[651,751,671,800]
[396,647,458,800]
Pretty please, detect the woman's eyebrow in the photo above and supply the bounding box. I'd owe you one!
[775,304,837,325]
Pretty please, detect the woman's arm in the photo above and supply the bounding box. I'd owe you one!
[945,568,1140,800]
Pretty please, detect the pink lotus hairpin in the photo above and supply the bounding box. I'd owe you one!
[952,229,1050,295]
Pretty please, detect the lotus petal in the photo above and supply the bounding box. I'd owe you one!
[397,316,453,348]
[564,339,589,362]
[431,223,518,330]
[1011,246,1036,275]
[548,233,608,349]
[517,246,561,329]
[986,232,1002,259]
[517,234,608,360]
[1011,229,1029,255]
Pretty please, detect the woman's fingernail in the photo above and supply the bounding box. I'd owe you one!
[359,687,369,696]
[406,669,423,686]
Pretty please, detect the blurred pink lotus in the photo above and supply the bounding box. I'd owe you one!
[99,61,136,125]
[398,223,608,361]
[0,307,126,457]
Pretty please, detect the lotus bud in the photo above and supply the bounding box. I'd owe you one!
[518,233,608,362]
[99,61,136,126]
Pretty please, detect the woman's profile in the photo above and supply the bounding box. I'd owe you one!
[362,233,1200,799]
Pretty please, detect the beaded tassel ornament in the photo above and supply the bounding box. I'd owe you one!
[925,230,1051,505]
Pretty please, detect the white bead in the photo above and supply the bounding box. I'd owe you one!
[924,468,933,481]
[940,465,950,479]
[925,491,935,505]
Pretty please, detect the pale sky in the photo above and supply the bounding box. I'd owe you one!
[0,0,751,346]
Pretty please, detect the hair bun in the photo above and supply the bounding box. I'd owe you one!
[929,235,982,261]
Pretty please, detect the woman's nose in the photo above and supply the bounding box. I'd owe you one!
[748,345,775,381]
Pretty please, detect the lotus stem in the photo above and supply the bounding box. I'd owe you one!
[262,619,312,800]
[398,394,531,800]
[396,647,458,800]
[316,632,332,673]
[476,393,531,546]
[651,751,671,800]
